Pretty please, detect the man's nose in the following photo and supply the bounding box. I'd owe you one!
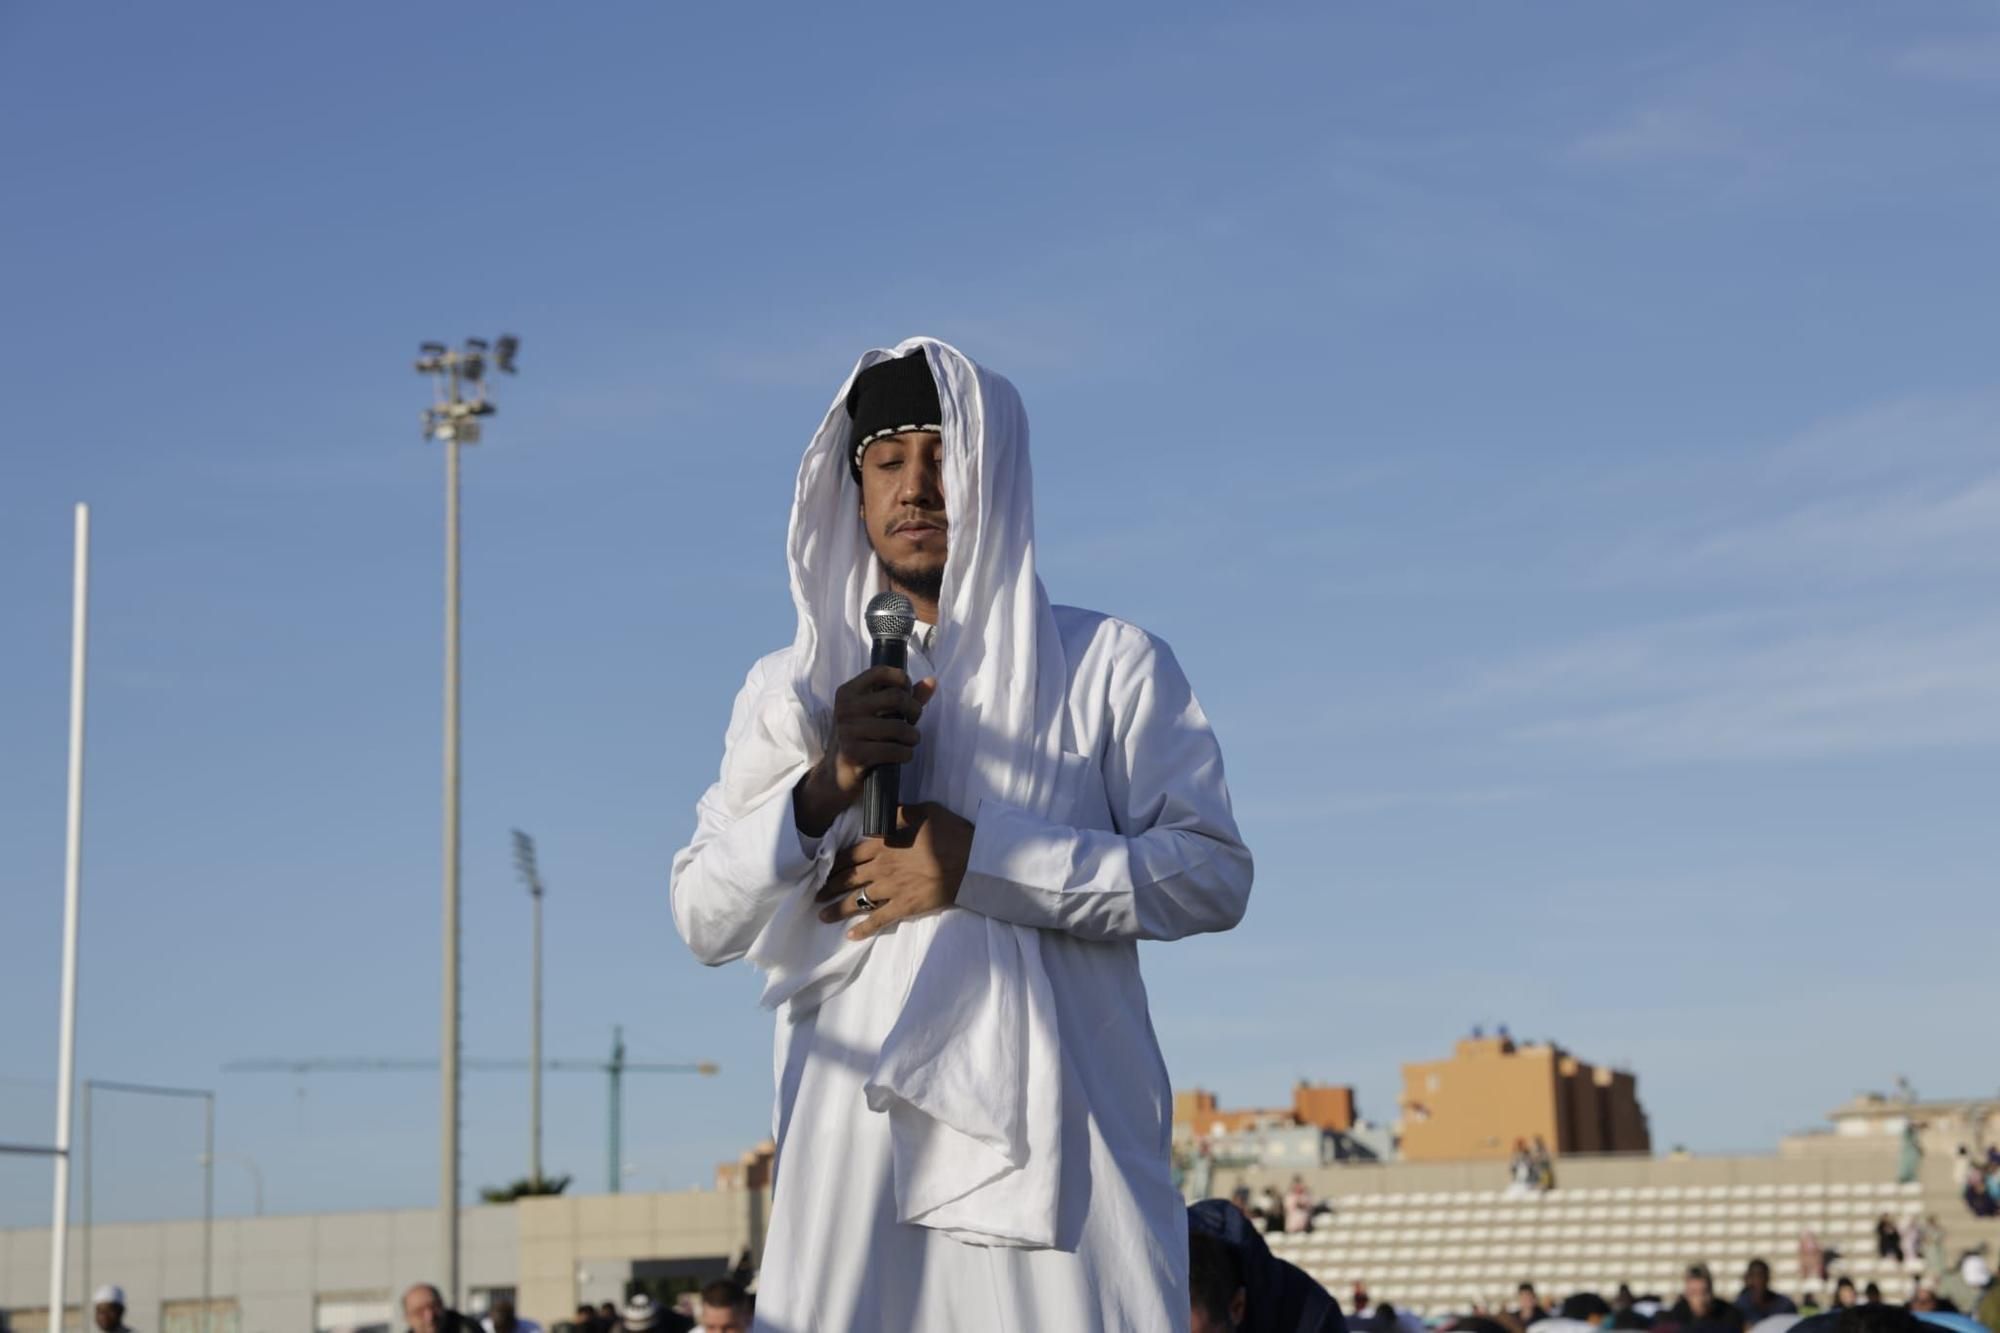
[900,459,942,504]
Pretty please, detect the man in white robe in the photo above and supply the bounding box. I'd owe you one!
[671,337,1252,1331]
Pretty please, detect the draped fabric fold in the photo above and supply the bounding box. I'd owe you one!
[715,338,1070,1248]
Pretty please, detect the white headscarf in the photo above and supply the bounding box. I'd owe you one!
[720,336,1069,1248]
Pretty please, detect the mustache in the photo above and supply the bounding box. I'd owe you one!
[888,513,948,532]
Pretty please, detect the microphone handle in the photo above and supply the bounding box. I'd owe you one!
[862,636,908,837]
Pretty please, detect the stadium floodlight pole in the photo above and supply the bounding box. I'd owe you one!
[48,504,90,1333]
[511,830,546,1188]
[414,333,519,1309]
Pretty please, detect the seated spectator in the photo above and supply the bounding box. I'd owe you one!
[1188,1198,1344,1332]
[617,1294,691,1333]
[1830,1304,1924,1333]
[1951,1256,1992,1324]
[1562,1293,1613,1328]
[1285,1176,1313,1235]
[1517,1284,1550,1326]
[1256,1184,1283,1234]
[482,1299,541,1333]
[694,1281,750,1333]
[1738,1260,1799,1322]
[1800,1232,1827,1284]
[1668,1264,1747,1331]
[1832,1280,1859,1310]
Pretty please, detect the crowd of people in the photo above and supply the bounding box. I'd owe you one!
[1257,1255,2000,1333]
[400,1281,749,1333]
[1190,1183,2000,1333]
[1237,1177,1338,1235]
[1508,1140,1559,1196]
[1959,1149,2000,1219]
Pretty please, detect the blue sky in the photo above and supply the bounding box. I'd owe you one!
[4,3,1997,1226]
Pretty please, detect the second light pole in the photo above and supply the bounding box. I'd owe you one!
[511,830,545,1188]
[415,334,519,1306]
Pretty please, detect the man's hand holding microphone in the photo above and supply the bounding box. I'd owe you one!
[793,592,974,939]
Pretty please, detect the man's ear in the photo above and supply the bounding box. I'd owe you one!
[1229,1287,1247,1329]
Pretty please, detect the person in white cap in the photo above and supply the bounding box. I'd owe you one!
[616,1292,691,1333]
[93,1285,134,1333]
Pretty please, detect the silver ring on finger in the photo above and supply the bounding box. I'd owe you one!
[853,890,877,912]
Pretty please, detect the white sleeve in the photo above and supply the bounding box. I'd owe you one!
[669,663,822,966]
[954,631,1252,942]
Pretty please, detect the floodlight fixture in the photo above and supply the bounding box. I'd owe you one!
[512,829,544,898]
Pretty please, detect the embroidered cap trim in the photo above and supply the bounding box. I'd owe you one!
[853,423,943,476]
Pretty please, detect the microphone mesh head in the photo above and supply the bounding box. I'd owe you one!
[865,591,916,640]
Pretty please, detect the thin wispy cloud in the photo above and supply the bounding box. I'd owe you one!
[1472,610,2000,763]
[1571,106,1740,164]
[1615,473,2000,585]
[1894,35,2000,83]
[1768,391,2000,481]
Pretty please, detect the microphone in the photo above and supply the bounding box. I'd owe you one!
[862,591,916,838]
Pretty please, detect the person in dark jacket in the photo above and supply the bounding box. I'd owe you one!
[1189,1199,1346,1333]
[1736,1259,1799,1322]
[1666,1265,1746,1332]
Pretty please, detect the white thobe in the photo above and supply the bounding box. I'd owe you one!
[672,605,1252,1332]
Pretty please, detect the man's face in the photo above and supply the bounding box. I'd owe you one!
[94,1304,123,1332]
[857,431,948,605]
[404,1288,444,1333]
[1686,1276,1714,1311]
[490,1301,517,1333]
[1746,1263,1769,1294]
[698,1303,748,1333]
[1517,1289,1537,1313]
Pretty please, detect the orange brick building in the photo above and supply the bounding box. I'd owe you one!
[1397,1035,1649,1162]
[1175,1081,1358,1139]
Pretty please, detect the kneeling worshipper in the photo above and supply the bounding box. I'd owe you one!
[671,338,1254,1329]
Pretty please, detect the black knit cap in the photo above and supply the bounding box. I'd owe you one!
[845,350,942,481]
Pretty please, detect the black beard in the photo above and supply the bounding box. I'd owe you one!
[881,559,943,605]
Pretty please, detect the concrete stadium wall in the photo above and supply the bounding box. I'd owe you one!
[0,1190,768,1333]
[0,1209,516,1333]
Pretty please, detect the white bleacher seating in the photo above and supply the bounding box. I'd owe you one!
[1267,1169,1967,1320]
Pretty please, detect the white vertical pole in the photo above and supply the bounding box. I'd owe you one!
[441,419,463,1308]
[201,1096,213,1333]
[530,882,542,1188]
[49,503,91,1333]
[81,1082,93,1312]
